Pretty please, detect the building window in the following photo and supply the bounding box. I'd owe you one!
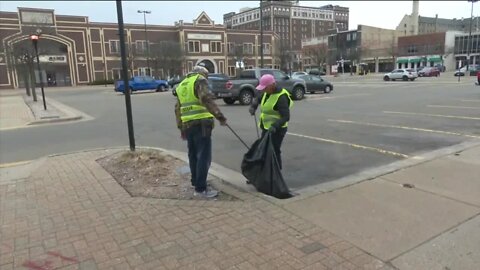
[219,61,225,74]
[243,43,254,54]
[112,68,121,80]
[187,61,194,72]
[135,41,148,54]
[263,43,271,54]
[109,40,120,54]
[352,32,357,40]
[407,45,418,54]
[227,42,235,54]
[188,41,200,53]
[138,67,151,76]
[211,41,222,53]
[228,66,236,77]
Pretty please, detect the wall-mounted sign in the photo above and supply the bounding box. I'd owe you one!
[187,33,222,40]
[20,11,54,24]
[39,55,67,63]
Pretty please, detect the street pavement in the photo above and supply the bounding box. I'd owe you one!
[1,74,480,269]
[1,75,479,191]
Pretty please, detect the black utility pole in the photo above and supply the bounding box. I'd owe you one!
[259,0,264,68]
[466,0,477,72]
[138,10,151,76]
[117,0,136,151]
[30,31,47,110]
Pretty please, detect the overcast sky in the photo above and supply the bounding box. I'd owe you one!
[0,1,477,30]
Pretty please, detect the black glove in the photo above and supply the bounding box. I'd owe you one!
[268,126,276,133]
[249,107,256,116]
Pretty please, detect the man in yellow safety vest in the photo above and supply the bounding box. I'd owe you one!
[249,74,292,169]
[175,66,227,198]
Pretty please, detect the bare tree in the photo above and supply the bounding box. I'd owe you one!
[386,37,399,70]
[303,44,328,70]
[4,42,38,99]
[126,43,137,77]
[227,43,245,75]
[274,41,292,72]
[150,41,185,79]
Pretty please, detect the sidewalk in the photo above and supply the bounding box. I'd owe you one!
[1,143,479,270]
[0,93,90,131]
[0,149,392,270]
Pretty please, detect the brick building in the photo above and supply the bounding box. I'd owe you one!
[396,32,448,70]
[0,8,278,89]
[223,0,349,71]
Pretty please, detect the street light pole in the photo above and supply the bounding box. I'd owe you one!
[118,0,136,151]
[466,0,477,73]
[30,30,47,110]
[259,0,264,68]
[138,10,151,76]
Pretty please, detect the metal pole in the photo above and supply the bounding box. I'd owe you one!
[117,0,136,151]
[33,40,47,110]
[104,60,107,87]
[259,0,264,68]
[466,0,475,73]
[143,12,151,76]
[29,58,38,102]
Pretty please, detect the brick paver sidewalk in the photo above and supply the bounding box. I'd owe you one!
[0,150,393,270]
[0,96,35,130]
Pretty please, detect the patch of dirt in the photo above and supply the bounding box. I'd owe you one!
[96,149,236,200]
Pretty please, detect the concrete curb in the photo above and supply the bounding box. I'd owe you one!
[26,96,94,126]
[28,116,83,125]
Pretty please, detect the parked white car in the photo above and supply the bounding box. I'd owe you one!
[383,69,418,81]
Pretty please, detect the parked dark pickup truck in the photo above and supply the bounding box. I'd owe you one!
[171,73,231,97]
[212,68,307,105]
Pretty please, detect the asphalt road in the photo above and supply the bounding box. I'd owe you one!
[1,77,479,192]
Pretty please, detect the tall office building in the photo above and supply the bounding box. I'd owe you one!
[224,0,349,67]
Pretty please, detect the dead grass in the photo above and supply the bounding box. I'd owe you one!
[97,149,236,201]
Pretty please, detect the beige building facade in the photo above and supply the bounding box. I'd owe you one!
[0,8,278,89]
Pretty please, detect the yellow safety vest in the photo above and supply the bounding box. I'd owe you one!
[260,88,293,129]
[177,74,214,123]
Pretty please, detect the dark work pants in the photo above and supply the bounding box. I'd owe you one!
[261,127,287,169]
[186,124,212,192]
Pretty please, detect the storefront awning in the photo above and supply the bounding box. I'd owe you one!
[396,59,408,63]
[427,56,442,62]
[409,58,422,63]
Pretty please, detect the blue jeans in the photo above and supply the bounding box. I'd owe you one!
[186,124,212,192]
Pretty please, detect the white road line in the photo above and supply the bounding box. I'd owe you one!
[307,93,371,101]
[287,132,410,159]
[460,99,480,103]
[428,105,480,110]
[0,160,32,168]
[383,111,480,120]
[328,119,480,139]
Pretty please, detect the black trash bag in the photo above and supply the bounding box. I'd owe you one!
[241,131,292,199]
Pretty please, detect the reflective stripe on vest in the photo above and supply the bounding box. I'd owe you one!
[176,74,214,123]
[260,88,293,129]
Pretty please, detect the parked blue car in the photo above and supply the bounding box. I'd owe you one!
[114,76,169,93]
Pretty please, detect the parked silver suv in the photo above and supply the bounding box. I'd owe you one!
[383,69,418,81]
